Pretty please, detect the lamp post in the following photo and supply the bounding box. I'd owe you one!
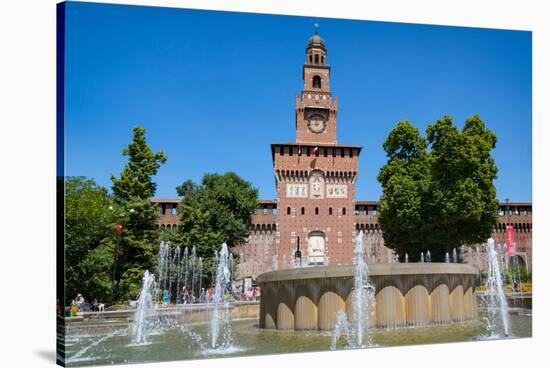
[505,198,510,226]
[110,224,124,305]
[294,236,302,267]
[505,198,520,292]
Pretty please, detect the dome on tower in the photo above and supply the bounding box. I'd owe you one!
[307,33,326,49]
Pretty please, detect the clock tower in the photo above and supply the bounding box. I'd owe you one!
[271,25,362,270]
[296,25,338,144]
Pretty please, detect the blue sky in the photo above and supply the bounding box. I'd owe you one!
[65,2,532,202]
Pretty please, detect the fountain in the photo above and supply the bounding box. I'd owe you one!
[426,250,431,263]
[405,253,409,263]
[64,236,529,366]
[445,252,450,263]
[258,248,479,331]
[483,238,510,337]
[327,232,375,348]
[209,243,234,349]
[350,231,375,347]
[127,242,240,352]
[131,270,157,345]
[330,309,351,350]
[420,252,425,263]
[452,248,458,263]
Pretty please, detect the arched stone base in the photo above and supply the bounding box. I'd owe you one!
[257,263,478,331]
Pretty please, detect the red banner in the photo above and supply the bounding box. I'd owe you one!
[506,225,515,256]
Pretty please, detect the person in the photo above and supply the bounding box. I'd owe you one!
[70,300,78,317]
[183,288,189,305]
[163,290,170,306]
[75,294,85,311]
[254,287,261,301]
[199,288,206,303]
[91,298,100,312]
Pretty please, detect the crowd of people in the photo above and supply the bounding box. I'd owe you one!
[160,285,261,306]
[69,294,105,316]
[68,283,260,315]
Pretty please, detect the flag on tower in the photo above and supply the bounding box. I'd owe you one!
[506,225,516,256]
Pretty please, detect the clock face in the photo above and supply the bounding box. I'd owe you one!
[307,114,326,133]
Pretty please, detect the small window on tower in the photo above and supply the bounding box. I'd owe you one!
[329,207,333,215]
[287,207,291,215]
[342,207,347,215]
[321,56,325,64]
[315,207,319,215]
[301,207,305,215]
[309,55,313,63]
[312,75,321,89]
[315,54,319,64]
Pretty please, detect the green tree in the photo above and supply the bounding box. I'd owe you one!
[377,115,499,261]
[109,126,168,300]
[377,121,430,261]
[111,126,167,202]
[64,176,120,302]
[172,172,258,284]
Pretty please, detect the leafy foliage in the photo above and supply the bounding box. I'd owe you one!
[377,115,499,261]
[170,172,258,284]
[111,126,167,202]
[109,126,167,300]
[377,121,430,262]
[64,177,120,302]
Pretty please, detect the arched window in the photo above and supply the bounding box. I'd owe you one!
[329,207,333,215]
[309,54,313,63]
[342,207,346,215]
[287,207,291,215]
[315,207,319,215]
[314,54,319,64]
[312,75,321,89]
[301,207,305,215]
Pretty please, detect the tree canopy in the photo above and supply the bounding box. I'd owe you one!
[107,126,168,300]
[377,115,499,261]
[169,172,259,283]
[111,126,167,203]
[64,177,120,302]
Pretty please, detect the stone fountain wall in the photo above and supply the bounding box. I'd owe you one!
[257,264,478,331]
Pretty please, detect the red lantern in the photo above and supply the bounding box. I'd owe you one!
[115,224,123,234]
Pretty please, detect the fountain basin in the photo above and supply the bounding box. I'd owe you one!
[257,263,478,331]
